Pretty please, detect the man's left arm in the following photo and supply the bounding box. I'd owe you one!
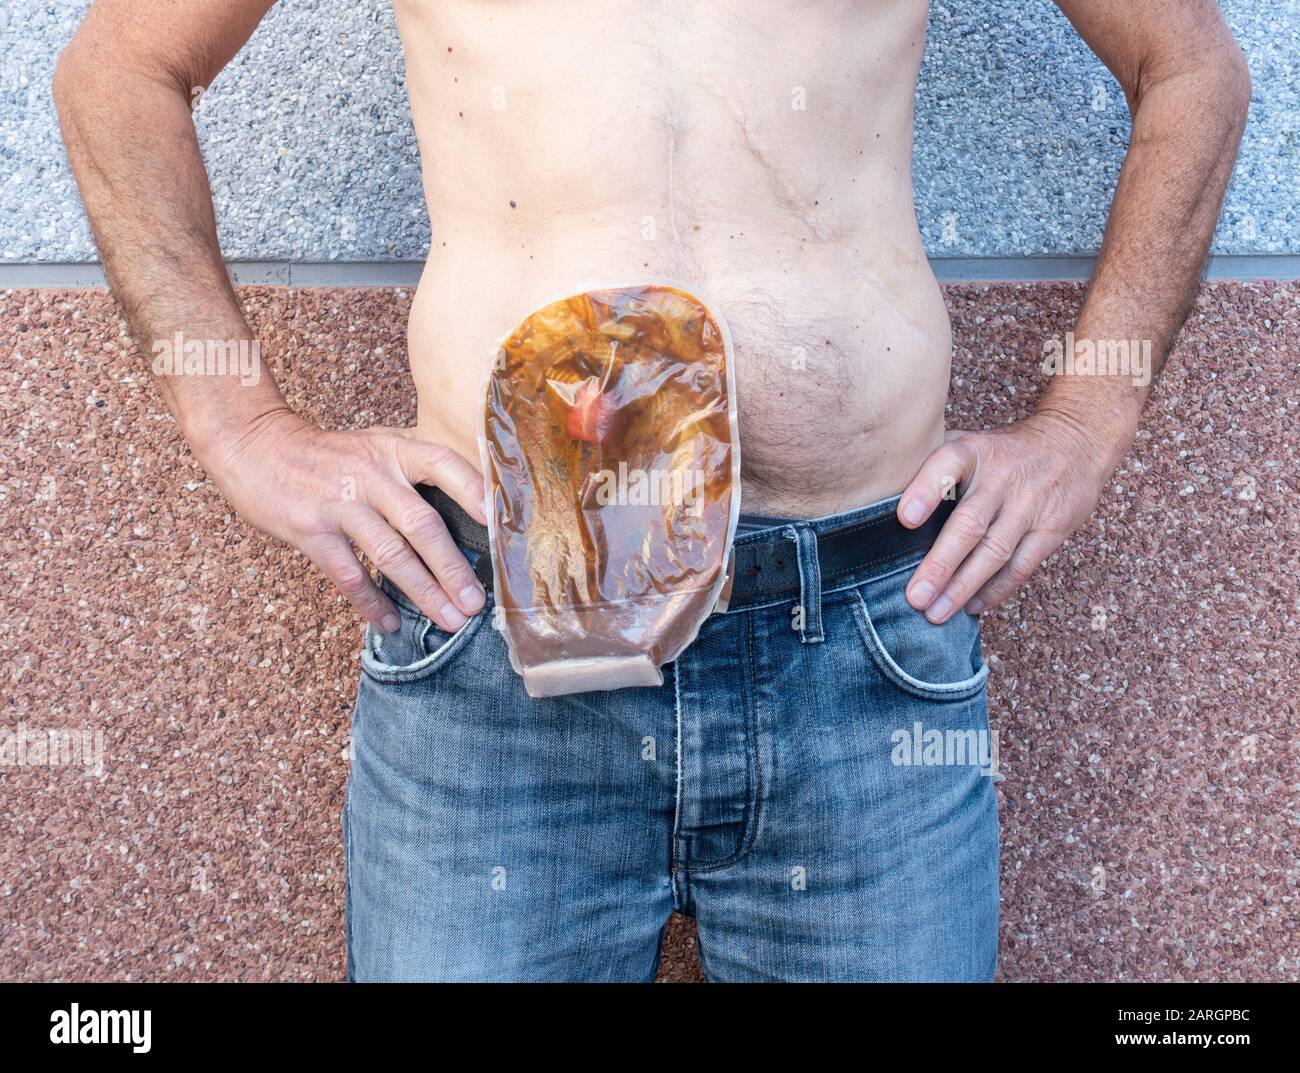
[899,0,1251,622]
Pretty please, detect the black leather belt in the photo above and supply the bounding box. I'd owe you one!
[418,485,954,607]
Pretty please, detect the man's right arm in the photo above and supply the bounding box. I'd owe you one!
[54,0,488,634]
[55,0,281,447]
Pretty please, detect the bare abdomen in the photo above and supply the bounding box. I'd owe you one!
[409,237,950,518]
[399,0,946,515]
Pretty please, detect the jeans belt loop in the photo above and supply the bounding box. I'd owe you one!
[782,523,824,644]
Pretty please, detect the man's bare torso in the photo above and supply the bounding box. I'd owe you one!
[396,0,949,517]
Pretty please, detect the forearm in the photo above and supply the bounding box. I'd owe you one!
[1036,52,1251,462]
[53,34,291,462]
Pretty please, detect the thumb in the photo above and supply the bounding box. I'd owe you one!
[393,434,488,525]
[897,438,976,528]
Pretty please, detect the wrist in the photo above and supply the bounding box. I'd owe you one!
[1026,400,1137,473]
[190,403,309,480]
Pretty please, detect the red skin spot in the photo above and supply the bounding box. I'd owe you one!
[566,381,621,445]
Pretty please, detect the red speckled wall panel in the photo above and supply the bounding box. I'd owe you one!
[1,282,1295,981]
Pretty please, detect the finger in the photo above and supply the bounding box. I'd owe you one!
[966,530,1063,614]
[394,435,488,525]
[905,492,1001,612]
[347,509,468,633]
[304,533,400,633]
[923,510,1031,624]
[372,482,485,617]
[896,440,976,528]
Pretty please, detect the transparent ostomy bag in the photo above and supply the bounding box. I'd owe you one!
[479,280,741,698]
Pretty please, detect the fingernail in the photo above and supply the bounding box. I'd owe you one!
[900,499,927,526]
[440,603,468,630]
[380,613,401,633]
[966,598,985,615]
[909,580,935,606]
[459,584,485,613]
[927,595,953,622]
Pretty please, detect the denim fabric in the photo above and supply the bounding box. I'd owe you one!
[344,495,998,982]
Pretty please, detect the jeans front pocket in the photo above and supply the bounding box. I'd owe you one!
[359,579,487,685]
[850,567,988,703]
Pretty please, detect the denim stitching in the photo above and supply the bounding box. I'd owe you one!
[673,609,763,876]
[670,658,685,904]
[849,589,989,703]
[342,787,355,982]
[360,607,487,684]
[783,523,824,644]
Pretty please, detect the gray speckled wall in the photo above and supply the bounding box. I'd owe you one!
[3,0,1296,263]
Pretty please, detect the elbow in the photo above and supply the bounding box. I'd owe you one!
[53,37,191,146]
[1207,42,1252,139]
[54,35,193,125]
[52,38,99,125]
[1222,48,1253,126]
[51,45,81,117]
[1131,41,1252,140]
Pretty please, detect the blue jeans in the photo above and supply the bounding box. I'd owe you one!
[344,495,999,982]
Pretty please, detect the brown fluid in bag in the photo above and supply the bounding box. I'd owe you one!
[482,284,738,697]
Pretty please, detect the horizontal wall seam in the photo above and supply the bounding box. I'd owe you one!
[2,256,1299,288]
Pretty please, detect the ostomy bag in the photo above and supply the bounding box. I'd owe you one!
[480,281,741,698]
